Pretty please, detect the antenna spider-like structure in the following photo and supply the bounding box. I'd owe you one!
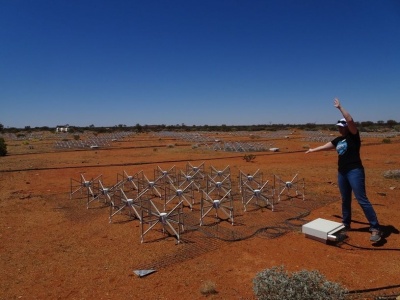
[274,173,305,202]
[140,199,184,244]
[241,180,274,211]
[70,173,102,202]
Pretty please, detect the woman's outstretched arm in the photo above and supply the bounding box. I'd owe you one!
[305,142,335,153]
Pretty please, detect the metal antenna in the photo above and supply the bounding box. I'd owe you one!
[87,179,119,209]
[238,169,263,194]
[200,171,234,225]
[116,170,142,194]
[140,198,184,244]
[109,188,144,223]
[274,173,305,202]
[241,180,274,212]
[154,165,177,186]
[164,180,195,210]
[185,162,205,191]
[209,165,231,183]
[70,173,102,201]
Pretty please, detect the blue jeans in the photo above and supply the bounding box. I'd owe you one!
[338,168,380,231]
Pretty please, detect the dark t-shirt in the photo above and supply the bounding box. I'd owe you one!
[331,131,363,172]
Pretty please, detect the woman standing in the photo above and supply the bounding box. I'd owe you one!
[306,98,381,242]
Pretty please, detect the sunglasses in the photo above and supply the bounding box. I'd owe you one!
[337,120,347,125]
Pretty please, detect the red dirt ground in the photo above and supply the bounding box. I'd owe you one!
[1,130,399,300]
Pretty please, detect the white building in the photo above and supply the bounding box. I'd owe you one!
[56,124,69,132]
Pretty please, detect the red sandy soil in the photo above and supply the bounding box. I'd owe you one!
[1,130,399,300]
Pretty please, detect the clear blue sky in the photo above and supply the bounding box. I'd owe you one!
[1,0,399,128]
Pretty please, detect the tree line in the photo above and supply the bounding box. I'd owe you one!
[0,120,399,134]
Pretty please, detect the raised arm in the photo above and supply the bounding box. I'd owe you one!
[334,98,357,134]
[305,141,335,153]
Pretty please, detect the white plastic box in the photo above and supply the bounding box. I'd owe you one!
[302,218,345,243]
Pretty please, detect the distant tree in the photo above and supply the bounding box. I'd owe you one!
[387,120,398,127]
[0,123,4,132]
[361,121,374,127]
[303,123,318,131]
[135,123,143,132]
[96,127,108,133]
[34,126,50,131]
[0,137,7,156]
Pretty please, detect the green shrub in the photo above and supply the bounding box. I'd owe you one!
[382,138,391,144]
[244,154,256,162]
[0,137,7,156]
[253,265,347,300]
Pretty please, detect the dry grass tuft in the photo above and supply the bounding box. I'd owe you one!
[200,280,218,295]
[383,169,400,179]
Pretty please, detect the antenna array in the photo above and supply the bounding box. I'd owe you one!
[70,163,305,243]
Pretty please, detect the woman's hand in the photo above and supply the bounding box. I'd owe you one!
[334,98,341,109]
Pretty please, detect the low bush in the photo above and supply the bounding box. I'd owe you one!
[0,137,7,156]
[383,170,400,179]
[200,280,217,295]
[244,154,256,162]
[253,265,347,300]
